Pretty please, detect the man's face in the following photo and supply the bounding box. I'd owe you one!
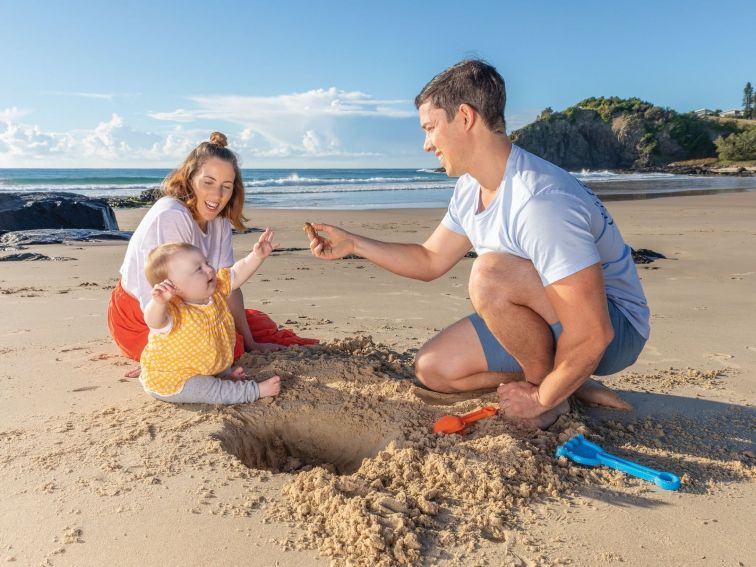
[419,101,466,177]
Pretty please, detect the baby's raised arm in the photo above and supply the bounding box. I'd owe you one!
[231,228,277,290]
[143,280,176,329]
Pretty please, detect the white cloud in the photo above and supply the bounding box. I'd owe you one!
[302,130,321,154]
[148,88,414,122]
[42,91,142,102]
[0,86,425,167]
[0,107,32,123]
[147,88,416,159]
[0,110,198,166]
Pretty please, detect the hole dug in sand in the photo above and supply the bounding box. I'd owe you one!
[217,404,397,475]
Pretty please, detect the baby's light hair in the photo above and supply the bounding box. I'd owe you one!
[144,242,202,286]
[144,242,204,330]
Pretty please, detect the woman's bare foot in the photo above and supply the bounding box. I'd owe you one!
[258,375,281,398]
[574,379,632,410]
[124,366,141,378]
[219,366,248,381]
[245,340,285,354]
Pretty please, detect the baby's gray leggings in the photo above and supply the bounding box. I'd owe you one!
[147,375,260,405]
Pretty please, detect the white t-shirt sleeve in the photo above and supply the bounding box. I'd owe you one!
[219,221,235,268]
[441,191,467,236]
[148,316,173,334]
[515,192,601,286]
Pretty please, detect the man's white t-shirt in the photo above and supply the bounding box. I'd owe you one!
[441,144,650,339]
[120,197,235,309]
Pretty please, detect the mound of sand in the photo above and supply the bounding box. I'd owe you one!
[2,337,752,566]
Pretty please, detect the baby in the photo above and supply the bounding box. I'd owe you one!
[139,230,280,404]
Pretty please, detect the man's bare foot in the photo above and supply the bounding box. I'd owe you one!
[574,379,632,411]
[258,375,281,398]
[513,399,570,430]
[124,366,141,378]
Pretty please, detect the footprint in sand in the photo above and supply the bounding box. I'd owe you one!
[729,271,754,280]
[706,352,740,368]
[71,386,99,393]
[746,346,756,353]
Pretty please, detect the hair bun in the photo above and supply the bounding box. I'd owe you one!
[209,131,228,147]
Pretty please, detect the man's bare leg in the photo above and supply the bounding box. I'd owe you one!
[468,253,559,383]
[415,317,521,393]
[470,253,627,424]
[415,253,629,426]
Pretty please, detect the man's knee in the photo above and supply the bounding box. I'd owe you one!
[468,253,547,315]
[414,347,457,393]
[469,253,520,312]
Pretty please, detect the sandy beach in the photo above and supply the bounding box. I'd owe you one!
[1,191,754,566]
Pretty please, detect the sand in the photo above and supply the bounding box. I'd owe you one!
[0,192,754,566]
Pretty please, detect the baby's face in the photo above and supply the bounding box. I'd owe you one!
[167,248,217,303]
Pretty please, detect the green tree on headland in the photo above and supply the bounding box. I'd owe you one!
[743,82,754,119]
[715,128,756,160]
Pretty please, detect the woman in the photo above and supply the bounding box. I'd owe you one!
[108,132,316,373]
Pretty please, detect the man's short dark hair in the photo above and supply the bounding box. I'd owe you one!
[415,59,506,133]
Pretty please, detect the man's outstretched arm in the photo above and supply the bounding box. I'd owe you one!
[308,222,472,282]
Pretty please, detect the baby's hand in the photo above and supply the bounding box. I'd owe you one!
[151,279,177,304]
[252,228,277,259]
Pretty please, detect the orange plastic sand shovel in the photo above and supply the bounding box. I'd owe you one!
[432,406,498,434]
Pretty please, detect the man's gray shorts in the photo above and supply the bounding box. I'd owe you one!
[469,300,646,376]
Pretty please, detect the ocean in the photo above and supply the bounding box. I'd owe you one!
[1,168,755,209]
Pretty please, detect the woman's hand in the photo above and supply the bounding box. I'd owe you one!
[307,223,356,260]
[252,228,277,259]
[151,280,177,304]
[245,340,285,353]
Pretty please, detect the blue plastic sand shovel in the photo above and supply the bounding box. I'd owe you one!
[556,434,681,491]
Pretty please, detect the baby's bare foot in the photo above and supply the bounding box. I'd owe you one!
[258,375,281,398]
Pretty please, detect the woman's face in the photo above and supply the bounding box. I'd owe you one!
[190,157,236,228]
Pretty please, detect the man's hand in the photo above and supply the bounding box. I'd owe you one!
[252,228,276,259]
[151,280,177,304]
[307,223,356,260]
[497,381,550,419]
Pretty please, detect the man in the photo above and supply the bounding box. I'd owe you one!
[307,59,649,428]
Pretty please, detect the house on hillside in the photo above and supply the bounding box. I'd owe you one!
[722,109,743,117]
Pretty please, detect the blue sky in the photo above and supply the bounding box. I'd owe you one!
[1,0,754,167]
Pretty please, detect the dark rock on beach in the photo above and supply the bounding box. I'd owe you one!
[631,248,667,264]
[0,252,76,262]
[0,192,120,234]
[0,229,132,247]
[105,187,162,209]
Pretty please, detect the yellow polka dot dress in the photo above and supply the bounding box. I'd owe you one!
[140,268,235,396]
